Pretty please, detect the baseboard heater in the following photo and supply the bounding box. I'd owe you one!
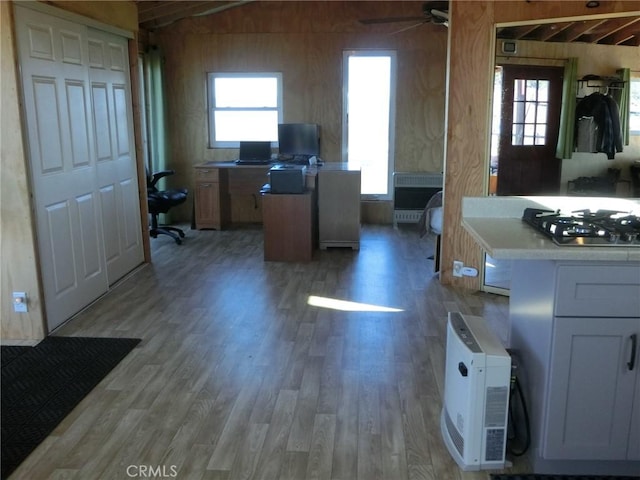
[393,172,443,227]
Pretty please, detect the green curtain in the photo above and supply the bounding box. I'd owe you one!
[144,47,168,184]
[615,68,631,146]
[143,47,170,221]
[555,57,578,160]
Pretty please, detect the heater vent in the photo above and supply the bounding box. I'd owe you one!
[394,172,443,188]
[394,210,423,223]
[445,407,464,456]
[392,172,443,227]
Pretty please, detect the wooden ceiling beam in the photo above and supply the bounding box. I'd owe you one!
[138,1,216,24]
[496,24,540,40]
[577,16,640,43]
[524,21,574,42]
[595,18,640,45]
[137,0,254,30]
[545,18,608,42]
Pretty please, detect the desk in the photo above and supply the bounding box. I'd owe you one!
[194,162,317,230]
[262,191,314,262]
[194,162,270,229]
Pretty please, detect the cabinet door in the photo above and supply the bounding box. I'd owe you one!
[195,182,219,229]
[543,317,638,460]
[627,358,640,460]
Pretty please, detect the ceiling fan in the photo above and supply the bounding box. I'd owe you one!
[359,1,449,33]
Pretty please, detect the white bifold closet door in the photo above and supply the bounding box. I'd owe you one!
[15,5,143,332]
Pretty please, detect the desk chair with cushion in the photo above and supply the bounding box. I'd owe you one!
[147,168,188,244]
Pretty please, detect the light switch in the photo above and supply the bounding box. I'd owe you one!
[13,292,27,313]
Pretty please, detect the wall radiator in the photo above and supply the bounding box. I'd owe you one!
[393,172,443,227]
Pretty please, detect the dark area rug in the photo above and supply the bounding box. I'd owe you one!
[491,475,640,479]
[1,336,141,479]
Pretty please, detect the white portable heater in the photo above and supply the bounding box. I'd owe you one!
[440,312,511,471]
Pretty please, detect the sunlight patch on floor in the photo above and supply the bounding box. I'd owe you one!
[307,295,403,312]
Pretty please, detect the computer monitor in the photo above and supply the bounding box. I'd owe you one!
[277,123,320,158]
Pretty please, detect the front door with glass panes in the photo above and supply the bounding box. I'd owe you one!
[495,65,563,196]
[485,64,563,293]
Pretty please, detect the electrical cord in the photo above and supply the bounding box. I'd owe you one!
[507,375,531,456]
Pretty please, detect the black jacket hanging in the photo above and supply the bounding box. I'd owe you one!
[575,92,623,159]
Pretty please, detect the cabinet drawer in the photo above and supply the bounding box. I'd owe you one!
[228,168,269,194]
[195,168,219,182]
[555,264,640,317]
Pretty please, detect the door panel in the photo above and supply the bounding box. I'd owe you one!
[46,201,76,294]
[91,83,113,160]
[16,7,109,331]
[497,65,563,195]
[66,81,91,166]
[544,317,637,460]
[32,77,64,172]
[89,28,143,285]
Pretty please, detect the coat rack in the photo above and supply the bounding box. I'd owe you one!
[577,75,626,98]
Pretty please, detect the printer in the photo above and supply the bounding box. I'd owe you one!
[269,164,307,194]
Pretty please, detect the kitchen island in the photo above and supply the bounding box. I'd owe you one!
[462,196,640,476]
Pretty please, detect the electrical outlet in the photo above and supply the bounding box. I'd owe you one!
[453,261,463,277]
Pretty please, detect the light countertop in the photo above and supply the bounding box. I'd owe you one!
[462,196,640,261]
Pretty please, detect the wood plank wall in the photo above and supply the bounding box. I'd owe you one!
[441,1,496,289]
[41,0,138,31]
[1,1,45,340]
[152,1,448,224]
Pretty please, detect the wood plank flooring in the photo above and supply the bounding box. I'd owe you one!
[9,225,529,480]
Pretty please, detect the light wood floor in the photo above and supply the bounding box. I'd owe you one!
[10,225,528,480]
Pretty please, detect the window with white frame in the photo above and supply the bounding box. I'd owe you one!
[207,73,283,147]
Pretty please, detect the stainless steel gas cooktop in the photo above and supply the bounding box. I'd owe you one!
[522,208,640,247]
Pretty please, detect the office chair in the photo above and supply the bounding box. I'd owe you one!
[147,168,188,244]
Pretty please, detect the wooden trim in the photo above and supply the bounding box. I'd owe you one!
[18,1,135,38]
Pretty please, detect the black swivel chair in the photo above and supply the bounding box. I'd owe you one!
[147,168,188,244]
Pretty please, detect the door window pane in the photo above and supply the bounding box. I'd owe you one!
[511,78,549,146]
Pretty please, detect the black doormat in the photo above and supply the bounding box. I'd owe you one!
[1,336,141,479]
[491,475,640,480]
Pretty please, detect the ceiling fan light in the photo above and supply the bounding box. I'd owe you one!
[585,1,600,7]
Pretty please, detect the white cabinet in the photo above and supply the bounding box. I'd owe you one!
[318,163,361,250]
[544,316,639,460]
[509,260,640,475]
[544,265,640,461]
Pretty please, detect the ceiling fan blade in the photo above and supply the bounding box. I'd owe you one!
[359,16,426,25]
[389,21,428,35]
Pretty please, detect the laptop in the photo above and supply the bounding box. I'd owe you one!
[235,141,272,165]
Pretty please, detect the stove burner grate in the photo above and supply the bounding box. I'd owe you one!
[522,208,640,246]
